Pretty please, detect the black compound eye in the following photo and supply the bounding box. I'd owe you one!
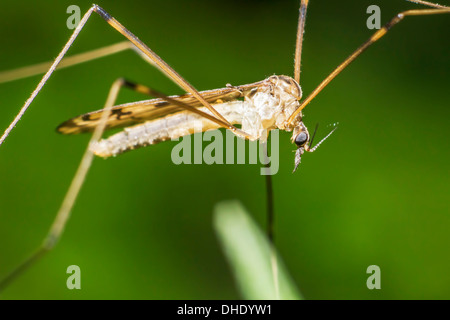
[295,132,308,146]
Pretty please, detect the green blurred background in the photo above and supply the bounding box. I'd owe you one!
[0,0,448,299]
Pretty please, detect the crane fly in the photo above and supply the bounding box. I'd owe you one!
[0,0,448,293]
[51,0,449,170]
[56,75,322,171]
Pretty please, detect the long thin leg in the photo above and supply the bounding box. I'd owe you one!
[261,141,279,298]
[0,4,247,149]
[287,5,450,125]
[78,78,253,139]
[258,139,275,243]
[0,40,252,139]
[0,74,258,290]
[265,171,274,243]
[91,5,237,131]
[0,76,254,291]
[119,78,234,129]
[294,0,309,84]
[0,41,134,84]
[0,6,96,147]
[406,0,447,8]
[0,78,123,291]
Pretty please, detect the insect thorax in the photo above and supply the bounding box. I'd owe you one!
[242,75,302,139]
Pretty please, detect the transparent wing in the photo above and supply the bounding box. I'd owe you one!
[56,83,262,135]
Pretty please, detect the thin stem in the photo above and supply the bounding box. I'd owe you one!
[265,168,274,243]
[261,140,279,298]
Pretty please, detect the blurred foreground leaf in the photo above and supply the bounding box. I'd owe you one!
[213,200,302,300]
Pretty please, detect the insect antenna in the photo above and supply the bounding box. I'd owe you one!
[308,125,338,152]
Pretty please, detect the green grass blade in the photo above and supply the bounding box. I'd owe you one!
[213,200,303,300]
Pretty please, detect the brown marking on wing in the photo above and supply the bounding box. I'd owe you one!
[57,80,267,135]
[57,87,237,134]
